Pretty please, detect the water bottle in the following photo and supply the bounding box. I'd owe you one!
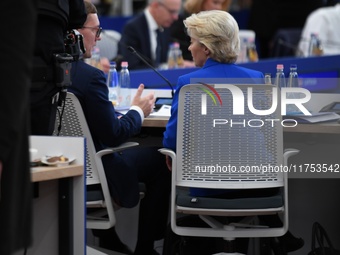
[308,33,323,57]
[173,42,184,68]
[237,38,248,63]
[262,73,273,108]
[107,61,119,106]
[167,43,176,69]
[275,64,286,88]
[286,64,300,114]
[287,64,299,88]
[118,61,131,109]
[247,38,258,62]
[264,73,272,85]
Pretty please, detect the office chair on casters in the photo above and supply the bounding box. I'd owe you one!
[54,92,140,254]
[159,84,299,255]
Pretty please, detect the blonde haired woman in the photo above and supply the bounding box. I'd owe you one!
[164,10,264,167]
[170,0,232,63]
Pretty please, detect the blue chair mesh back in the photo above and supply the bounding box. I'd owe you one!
[176,84,284,189]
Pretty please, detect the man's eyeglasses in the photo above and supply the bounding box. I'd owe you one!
[82,26,103,38]
[158,1,179,15]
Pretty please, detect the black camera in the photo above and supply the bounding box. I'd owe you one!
[64,29,86,61]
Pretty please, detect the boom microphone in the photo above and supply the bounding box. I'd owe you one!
[278,38,304,57]
[127,46,174,98]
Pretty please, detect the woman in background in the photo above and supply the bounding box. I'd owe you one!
[170,0,232,66]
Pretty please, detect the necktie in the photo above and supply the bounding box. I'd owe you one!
[155,29,162,66]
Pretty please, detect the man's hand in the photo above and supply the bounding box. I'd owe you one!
[131,84,155,118]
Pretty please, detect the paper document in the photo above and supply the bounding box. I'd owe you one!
[284,112,340,123]
[150,105,171,117]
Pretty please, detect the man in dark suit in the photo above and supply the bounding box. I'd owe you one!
[70,2,171,254]
[0,0,36,254]
[118,0,182,70]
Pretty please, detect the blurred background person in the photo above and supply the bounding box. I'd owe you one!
[118,0,182,70]
[170,0,232,66]
[0,0,36,254]
[297,1,340,57]
[247,0,327,59]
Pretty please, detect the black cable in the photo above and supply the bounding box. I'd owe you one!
[56,92,67,136]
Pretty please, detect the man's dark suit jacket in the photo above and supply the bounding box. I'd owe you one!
[69,60,142,208]
[118,12,170,70]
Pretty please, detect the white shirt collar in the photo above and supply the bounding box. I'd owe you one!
[144,8,162,60]
[144,8,159,32]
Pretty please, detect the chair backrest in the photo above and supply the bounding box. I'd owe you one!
[54,92,116,229]
[176,83,284,190]
[96,29,121,61]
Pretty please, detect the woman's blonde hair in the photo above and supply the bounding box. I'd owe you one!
[184,0,231,14]
[184,10,240,63]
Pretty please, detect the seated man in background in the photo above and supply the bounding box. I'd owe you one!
[69,2,171,254]
[118,0,182,70]
[297,1,340,56]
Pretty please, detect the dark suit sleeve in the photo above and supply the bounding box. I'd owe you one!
[118,14,154,70]
[88,69,141,147]
[71,63,142,148]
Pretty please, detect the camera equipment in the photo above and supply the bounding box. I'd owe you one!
[53,53,73,88]
[64,29,86,61]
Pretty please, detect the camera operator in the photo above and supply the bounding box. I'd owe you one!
[30,0,86,135]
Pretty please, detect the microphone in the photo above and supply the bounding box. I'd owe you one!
[127,46,174,98]
[275,38,304,57]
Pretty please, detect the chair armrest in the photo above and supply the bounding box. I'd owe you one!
[96,142,139,158]
[158,148,176,160]
[159,148,177,173]
[283,148,299,165]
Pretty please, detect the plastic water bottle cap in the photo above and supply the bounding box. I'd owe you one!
[277,64,284,69]
[121,61,128,67]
